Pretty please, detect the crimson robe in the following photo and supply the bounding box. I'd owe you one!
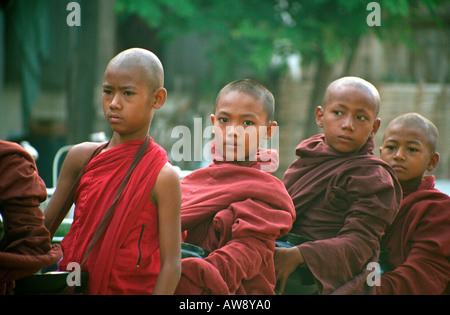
[0,141,62,287]
[58,138,168,294]
[283,134,402,294]
[378,175,450,295]
[175,147,295,295]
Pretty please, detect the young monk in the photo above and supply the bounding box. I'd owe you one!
[0,140,62,295]
[44,48,181,295]
[378,113,450,295]
[175,79,296,295]
[277,76,402,295]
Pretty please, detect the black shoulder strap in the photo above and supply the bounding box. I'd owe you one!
[80,136,150,268]
[0,201,5,249]
[47,142,109,238]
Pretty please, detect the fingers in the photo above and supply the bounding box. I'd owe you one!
[277,277,286,295]
[0,281,15,295]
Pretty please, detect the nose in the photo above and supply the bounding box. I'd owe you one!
[109,93,121,110]
[226,125,242,138]
[393,147,406,161]
[341,116,354,131]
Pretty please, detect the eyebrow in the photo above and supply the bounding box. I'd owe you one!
[385,139,422,146]
[102,84,138,90]
[216,110,230,116]
[336,103,369,114]
[240,113,258,119]
[216,111,260,120]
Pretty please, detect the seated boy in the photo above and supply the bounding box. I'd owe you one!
[378,113,450,295]
[44,48,181,295]
[0,140,62,295]
[277,76,402,295]
[175,79,296,295]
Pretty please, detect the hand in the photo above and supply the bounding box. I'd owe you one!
[0,281,15,295]
[274,246,304,295]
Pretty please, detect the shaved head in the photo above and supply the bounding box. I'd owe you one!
[106,48,164,90]
[385,113,439,153]
[323,76,380,115]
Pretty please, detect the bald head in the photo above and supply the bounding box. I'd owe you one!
[107,48,164,90]
[385,113,439,153]
[323,76,380,115]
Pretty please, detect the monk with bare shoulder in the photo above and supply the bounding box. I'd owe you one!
[44,48,181,295]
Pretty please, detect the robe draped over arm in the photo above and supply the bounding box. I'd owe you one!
[378,176,450,295]
[283,134,402,294]
[0,141,62,284]
[176,157,295,295]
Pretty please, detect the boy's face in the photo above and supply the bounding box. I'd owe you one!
[211,91,276,165]
[102,66,157,141]
[316,86,380,153]
[380,124,439,186]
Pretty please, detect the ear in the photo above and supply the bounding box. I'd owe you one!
[370,118,381,137]
[210,114,216,126]
[264,121,278,140]
[152,87,167,109]
[315,106,324,128]
[426,152,439,172]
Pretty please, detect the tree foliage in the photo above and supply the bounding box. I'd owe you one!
[115,0,447,96]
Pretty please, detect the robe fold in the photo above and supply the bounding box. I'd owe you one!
[0,141,62,284]
[175,147,295,295]
[59,138,168,295]
[378,175,450,295]
[283,134,402,295]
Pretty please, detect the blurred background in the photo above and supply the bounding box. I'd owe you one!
[0,0,448,191]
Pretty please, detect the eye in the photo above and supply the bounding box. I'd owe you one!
[407,147,419,152]
[243,120,254,126]
[333,110,342,116]
[124,91,135,96]
[103,89,112,96]
[218,117,228,123]
[384,145,396,151]
[356,115,367,121]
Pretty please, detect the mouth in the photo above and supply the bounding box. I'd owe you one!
[391,164,407,172]
[108,113,122,123]
[337,135,353,142]
[225,143,239,150]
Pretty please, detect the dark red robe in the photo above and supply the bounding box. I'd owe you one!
[58,138,168,294]
[378,175,450,295]
[175,146,295,295]
[283,134,402,294]
[0,141,62,288]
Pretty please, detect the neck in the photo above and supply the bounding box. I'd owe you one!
[106,132,149,150]
[111,131,149,145]
[399,176,424,192]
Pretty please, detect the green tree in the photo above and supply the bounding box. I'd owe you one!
[115,0,446,136]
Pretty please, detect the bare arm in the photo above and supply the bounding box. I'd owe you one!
[150,163,181,295]
[43,142,101,236]
[274,246,305,295]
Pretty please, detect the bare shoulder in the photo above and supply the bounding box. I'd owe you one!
[152,162,181,204]
[64,142,106,174]
[155,163,181,189]
[44,141,107,226]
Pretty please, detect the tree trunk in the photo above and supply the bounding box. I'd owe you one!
[303,52,333,139]
[66,0,99,144]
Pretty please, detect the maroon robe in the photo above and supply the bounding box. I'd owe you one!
[175,146,295,295]
[0,141,62,289]
[378,175,450,295]
[283,134,402,294]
